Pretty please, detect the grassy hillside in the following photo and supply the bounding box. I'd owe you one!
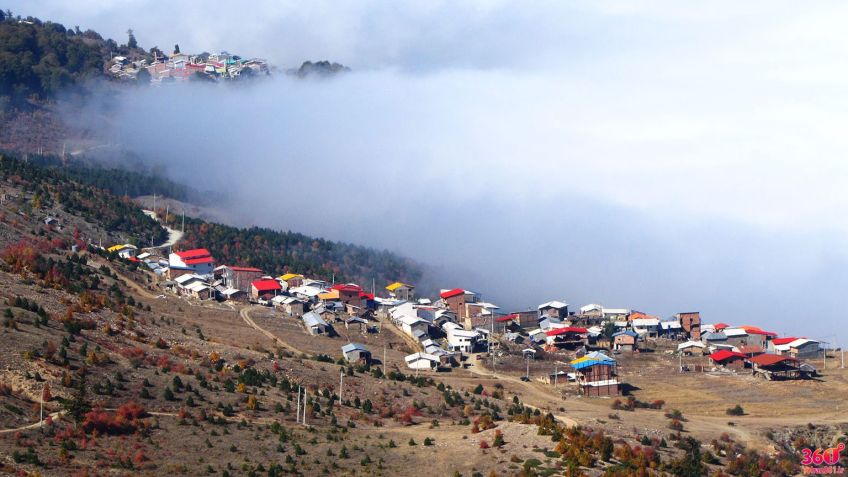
[0,153,167,245]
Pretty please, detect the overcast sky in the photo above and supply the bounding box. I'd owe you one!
[13,1,848,338]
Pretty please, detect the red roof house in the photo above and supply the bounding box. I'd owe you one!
[749,353,797,367]
[169,248,215,276]
[709,349,747,370]
[771,337,798,346]
[250,279,282,300]
[439,288,465,299]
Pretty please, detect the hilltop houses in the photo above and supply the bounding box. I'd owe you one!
[143,235,822,388]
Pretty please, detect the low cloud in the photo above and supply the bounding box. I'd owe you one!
[16,0,848,337]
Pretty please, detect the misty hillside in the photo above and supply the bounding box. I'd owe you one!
[3,151,422,289]
[168,214,422,291]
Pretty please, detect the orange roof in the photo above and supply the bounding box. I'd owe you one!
[628,311,659,321]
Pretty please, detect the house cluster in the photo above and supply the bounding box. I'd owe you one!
[108,49,269,83]
[117,240,822,390]
[693,324,822,380]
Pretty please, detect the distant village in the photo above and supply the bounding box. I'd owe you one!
[107,233,828,399]
[108,47,269,83]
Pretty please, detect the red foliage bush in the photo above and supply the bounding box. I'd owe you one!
[82,402,146,436]
[395,406,421,425]
[479,440,490,449]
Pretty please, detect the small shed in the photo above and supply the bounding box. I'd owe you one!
[341,343,371,365]
[612,330,639,351]
[302,311,329,335]
[404,352,440,371]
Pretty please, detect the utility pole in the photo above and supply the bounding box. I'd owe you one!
[491,311,495,371]
[296,385,301,424]
[554,364,558,388]
[302,390,307,426]
[383,345,387,370]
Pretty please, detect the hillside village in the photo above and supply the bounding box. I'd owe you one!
[108,48,270,83]
[110,214,832,401]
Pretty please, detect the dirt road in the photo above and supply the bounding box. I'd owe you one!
[239,305,306,356]
[0,411,65,434]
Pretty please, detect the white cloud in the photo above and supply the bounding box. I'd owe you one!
[16,0,848,334]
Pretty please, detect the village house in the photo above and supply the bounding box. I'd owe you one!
[612,330,639,352]
[272,296,306,316]
[701,331,728,346]
[770,338,821,359]
[538,301,569,320]
[464,301,499,330]
[215,266,264,293]
[173,273,213,300]
[279,273,304,288]
[400,315,429,340]
[444,324,479,353]
[675,312,702,341]
[602,308,631,322]
[493,314,519,334]
[341,343,371,365]
[677,340,706,355]
[250,278,282,301]
[439,288,478,326]
[405,352,440,371]
[289,284,325,302]
[571,353,620,397]
[709,349,747,371]
[545,326,589,350]
[630,316,661,338]
[750,353,802,380]
[386,282,415,301]
[107,244,138,259]
[344,316,368,333]
[659,320,684,338]
[723,326,775,349]
[331,283,369,309]
[302,311,330,335]
[169,248,215,277]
